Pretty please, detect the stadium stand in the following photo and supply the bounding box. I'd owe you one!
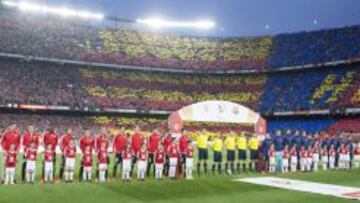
[0,12,359,71]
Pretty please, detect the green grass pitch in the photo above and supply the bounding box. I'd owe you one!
[0,153,360,203]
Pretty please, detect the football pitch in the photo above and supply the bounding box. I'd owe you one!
[1,156,360,203]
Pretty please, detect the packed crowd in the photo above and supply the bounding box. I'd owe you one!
[0,121,359,185]
[0,12,359,71]
[1,60,360,112]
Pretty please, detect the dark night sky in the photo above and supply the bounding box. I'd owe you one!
[28,0,360,36]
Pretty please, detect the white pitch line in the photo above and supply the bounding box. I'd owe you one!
[235,176,360,200]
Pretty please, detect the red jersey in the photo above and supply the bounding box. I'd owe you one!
[268,149,275,157]
[25,148,37,161]
[22,132,39,151]
[354,146,359,155]
[97,150,108,164]
[82,152,92,167]
[312,147,319,154]
[168,143,178,158]
[123,149,132,160]
[43,132,58,152]
[138,150,147,161]
[179,135,189,154]
[79,135,94,153]
[186,146,194,158]
[113,133,127,153]
[162,135,172,151]
[64,146,76,158]
[155,149,165,164]
[95,135,110,152]
[5,150,17,168]
[340,147,349,155]
[322,148,328,156]
[329,149,336,157]
[147,133,160,153]
[307,150,313,158]
[60,134,73,152]
[44,150,54,162]
[131,133,144,153]
[290,148,297,156]
[1,130,21,151]
[283,148,290,158]
[300,149,308,158]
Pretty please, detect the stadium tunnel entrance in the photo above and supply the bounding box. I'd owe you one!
[168,100,267,137]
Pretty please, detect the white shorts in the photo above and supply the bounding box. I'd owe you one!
[84,166,92,173]
[45,161,53,172]
[26,160,36,172]
[65,158,75,171]
[99,163,107,171]
[269,157,275,165]
[138,160,146,171]
[186,158,193,168]
[290,156,297,165]
[123,159,131,171]
[169,158,178,166]
[329,156,335,163]
[282,158,289,166]
[354,155,360,162]
[322,156,328,163]
[313,154,319,162]
[5,167,15,174]
[306,158,312,165]
[300,158,306,165]
[155,163,164,171]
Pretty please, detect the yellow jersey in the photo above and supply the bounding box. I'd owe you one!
[236,136,247,150]
[196,133,209,149]
[224,136,236,150]
[249,137,259,150]
[212,138,223,152]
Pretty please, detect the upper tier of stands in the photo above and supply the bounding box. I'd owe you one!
[0,12,359,71]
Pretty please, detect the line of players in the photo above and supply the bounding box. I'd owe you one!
[263,130,360,173]
[1,124,195,185]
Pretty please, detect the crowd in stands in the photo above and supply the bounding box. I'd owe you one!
[1,60,360,113]
[0,12,359,71]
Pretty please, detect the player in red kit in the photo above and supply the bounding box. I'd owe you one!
[25,142,37,184]
[64,139,76,183]
[112,128,127,179]
[178,130,189,172]
[162,133,172,175]
[82,146,93,182]
[137,145,148,181]
[122,144,132,181]
[95,127,110,180]
[98,142,108,183]
[79,129,94,181]
[185,141,194,180]
[155,144,166,181]
[168,140,179,180]
[1,124,21,152]
[59,128,74,180]
[147,129,161,176]
[44,144,55,183]
[4,144,17,185]
[42,128,58,180]
[131,126,144,175]
[21,125,39,182]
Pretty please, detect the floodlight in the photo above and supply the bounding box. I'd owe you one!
[137,18,215,29]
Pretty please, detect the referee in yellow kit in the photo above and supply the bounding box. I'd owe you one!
[211,134,223,175]
[225,132,236,175]
[196,129,210,176]
[236,132,247,173]
[248,134,260,172]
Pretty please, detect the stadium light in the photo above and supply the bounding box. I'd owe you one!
[1,1,104,20]
[136,18,215,29]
